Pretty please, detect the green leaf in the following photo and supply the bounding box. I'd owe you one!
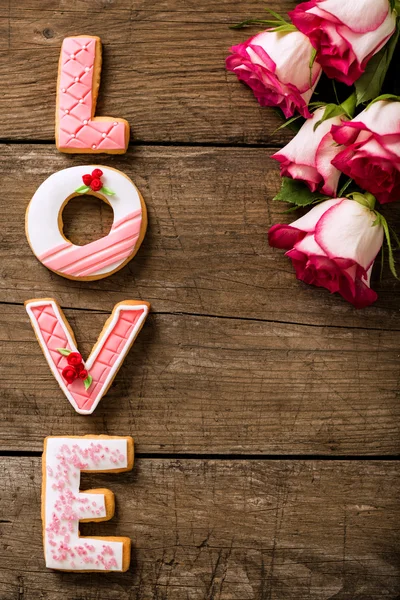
[367,93,400,108]
[75,185,90,194]
[374,213,399,279]
[273,114,304,134]
[355,26,399,105]
[101,186,115,196]
[338,177,353,197]
[313,103,345,131]
[309,47,317,87]
[83,374,93,390]
[268,23,297,33]
[274,177,330,207]
[57,348,71,356]
[264,7,289,23]
[229,18,280,29]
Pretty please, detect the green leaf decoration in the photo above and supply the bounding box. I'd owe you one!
[101,186,116,196]
[355,25,399,105]
[274,177,330,207]
[84,374,93,391]
[75,185,90,194]
[57,348,72,356]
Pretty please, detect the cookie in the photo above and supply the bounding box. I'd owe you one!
[25,165,147,281]
[42,435,134,571]
[56,36,129,153]
[25,298,150,415]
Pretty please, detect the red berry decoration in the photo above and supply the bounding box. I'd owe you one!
[90,178,103,192]
[62,366,78,384]
[82,174,93,186]
[78,369,89,380]
[92,168,103,179]
[67,352,82,366]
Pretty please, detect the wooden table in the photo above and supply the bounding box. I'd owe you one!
[0,1,399,598]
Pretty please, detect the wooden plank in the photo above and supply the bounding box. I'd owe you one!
[0,457,398,599]
[0,0,298,144]
[1,303,399,453]
[1,144,400,330]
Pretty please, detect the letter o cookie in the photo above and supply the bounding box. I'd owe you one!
[25,165,147,280]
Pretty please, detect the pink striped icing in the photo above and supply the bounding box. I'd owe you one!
[39,211,142,278]
[57,37,128,153]
[27,300,149,414]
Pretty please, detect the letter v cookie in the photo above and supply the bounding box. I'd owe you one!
[25,298,150,414]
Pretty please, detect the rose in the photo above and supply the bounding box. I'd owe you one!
[331,100,400,204]
[62,366,78,384]
[82,174,92,186]
[78,369,89,380]
[90,178,103,192]
[290,0,396,85]
[92,168,103,179]
[226,28,322,118]
[67,352,82,366]
[268,197,383,308]
[272,107,346,196]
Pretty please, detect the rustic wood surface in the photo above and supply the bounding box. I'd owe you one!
[0,457,399,599]
[0,0,399,597]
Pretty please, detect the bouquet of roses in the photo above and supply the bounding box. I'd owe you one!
[226,0,400,308]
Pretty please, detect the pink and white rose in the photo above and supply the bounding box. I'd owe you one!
[268,198,383,308]
[226,29,322,118]
[289,0,396,85]
[272,107,347,196]
[331,100,400,204]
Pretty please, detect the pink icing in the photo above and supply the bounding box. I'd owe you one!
[44,438,129,570]
[57,37,128,152]
[39,210,142,278]
[29,301,146,412]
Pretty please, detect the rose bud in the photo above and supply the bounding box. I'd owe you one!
[268,197,383,308]
[331,100,400,204]
[82,174,92,186]
[290,0,396,86]
[226,28,321,118]
[67,352,83,367]
[62,366,78,384]
[91,168,103,179]
[78,369,89,380]
[90,178,103,192]
[272,107,347,197]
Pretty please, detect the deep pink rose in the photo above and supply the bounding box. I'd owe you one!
[268,198,383,308]
[272,107,346,196]
[290,0,396,85]
[331,100,400,204]
[226,29,322,118]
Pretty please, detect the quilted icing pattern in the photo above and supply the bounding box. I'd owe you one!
[31,303,145,411]
[57,37,127,152]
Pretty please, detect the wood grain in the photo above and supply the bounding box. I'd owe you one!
[1,303,399,453]
[2,144,400,330]
[0,0,300,144]
[0,456,398,599]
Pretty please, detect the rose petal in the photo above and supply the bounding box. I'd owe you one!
[315,199,383,270]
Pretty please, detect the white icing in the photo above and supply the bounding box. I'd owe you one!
[26,165,144,279]
[26,299,149,415]
[44,437,130,571]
